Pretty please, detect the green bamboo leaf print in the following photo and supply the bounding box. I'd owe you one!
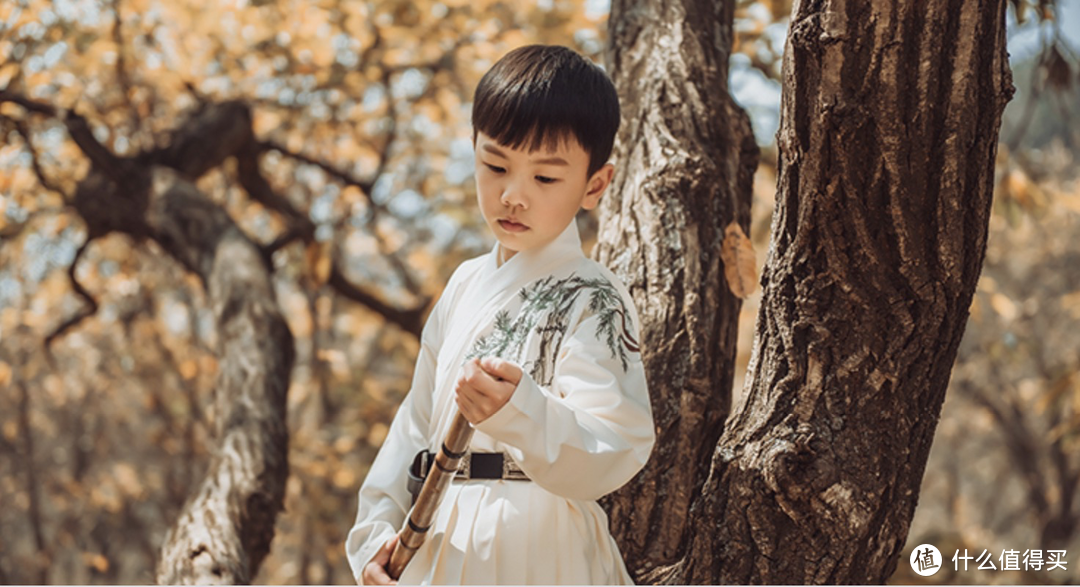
[464,272,639,385]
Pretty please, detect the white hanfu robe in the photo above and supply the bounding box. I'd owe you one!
[345,219,655,585]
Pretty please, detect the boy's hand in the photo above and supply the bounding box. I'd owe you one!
[361,535,399,585]
[455,357,523,425]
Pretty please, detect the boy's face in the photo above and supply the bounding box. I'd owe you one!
[473,130,613,261]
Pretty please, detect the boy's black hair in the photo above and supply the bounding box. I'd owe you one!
[471,44,621,179]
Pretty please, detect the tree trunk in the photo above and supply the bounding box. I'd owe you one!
[50,101,298,584]
[150,170,295,584]
[597,0,758,577]
[638,0,1013,583]
[3,83,422,583]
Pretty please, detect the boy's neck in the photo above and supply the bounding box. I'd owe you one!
[497,244,518,268]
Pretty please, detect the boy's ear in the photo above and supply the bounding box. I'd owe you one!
[582,163,615,211]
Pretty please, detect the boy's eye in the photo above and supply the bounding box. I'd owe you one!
[536,176,558,184]
[485,164,506,174]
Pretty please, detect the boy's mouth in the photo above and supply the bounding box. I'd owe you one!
[498,219,529,232]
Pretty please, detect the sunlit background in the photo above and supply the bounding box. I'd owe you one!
[0,0,1078,583]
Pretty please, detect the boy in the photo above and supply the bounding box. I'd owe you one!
[345,44,654,585]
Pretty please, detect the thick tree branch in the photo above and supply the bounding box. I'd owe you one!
[154,101,252,179]
[148,169,294,584]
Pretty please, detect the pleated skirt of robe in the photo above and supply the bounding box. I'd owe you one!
[396,480,633,585]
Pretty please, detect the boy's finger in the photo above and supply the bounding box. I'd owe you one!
[368,563,395,586]
[459,392,492,424]
[455,393,477,423]
[460,376,500,403]
[480,356,520,382]
[462,380,491,402]
[375,536,397,563]
[465,371,508,400]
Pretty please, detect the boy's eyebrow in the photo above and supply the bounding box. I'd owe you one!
[482,143,569,166]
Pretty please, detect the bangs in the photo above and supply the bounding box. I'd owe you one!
[471,45,620,176]
[476,86,588,155]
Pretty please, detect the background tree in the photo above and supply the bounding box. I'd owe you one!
[597,0,759,569]
[600,0,1019,583]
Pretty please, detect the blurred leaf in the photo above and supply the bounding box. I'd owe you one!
[2,420,17,442]
[990,293,1018,321]
[333,435,356,454]
[179,359,198,380]
[306,240,332,287]
[82,552,110,573]
[1012,0,1027,23]
[331,468,356,489]
[1035,372,1074,414]
[367,422,388,446]
[1061,290,1080,319]
[720,221,757,299]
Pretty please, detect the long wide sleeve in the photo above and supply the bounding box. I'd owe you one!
[475,303,655,502]
[344,293,446,584]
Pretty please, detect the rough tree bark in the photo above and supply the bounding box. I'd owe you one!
[148,168,295,584]
[596,0,759,576]
[603,0,1013,583]
[1,97,299,584]
[0,88,438,582]
[73,102,298,584]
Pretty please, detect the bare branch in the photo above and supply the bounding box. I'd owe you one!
[327,264,427,339]
[44,239,100,350]
[4,114,71,202]
[0,91,131,185]
[262,225,308,257]
[111,0,143,144]
[235,140,316,237]
[63,110,133,186]
[357,16,384,71]
[259,138,377,198]
[0,90,57,116]
[954,377,1052,520]
[0,207,68,242]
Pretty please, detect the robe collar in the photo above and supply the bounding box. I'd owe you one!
[480,218,585,302]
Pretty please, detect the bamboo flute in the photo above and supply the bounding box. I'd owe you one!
[387,410,474,580]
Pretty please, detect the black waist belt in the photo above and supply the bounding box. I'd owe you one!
[407,449,530,504]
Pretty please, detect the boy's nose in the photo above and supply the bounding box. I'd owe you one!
[499,184,528,209]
